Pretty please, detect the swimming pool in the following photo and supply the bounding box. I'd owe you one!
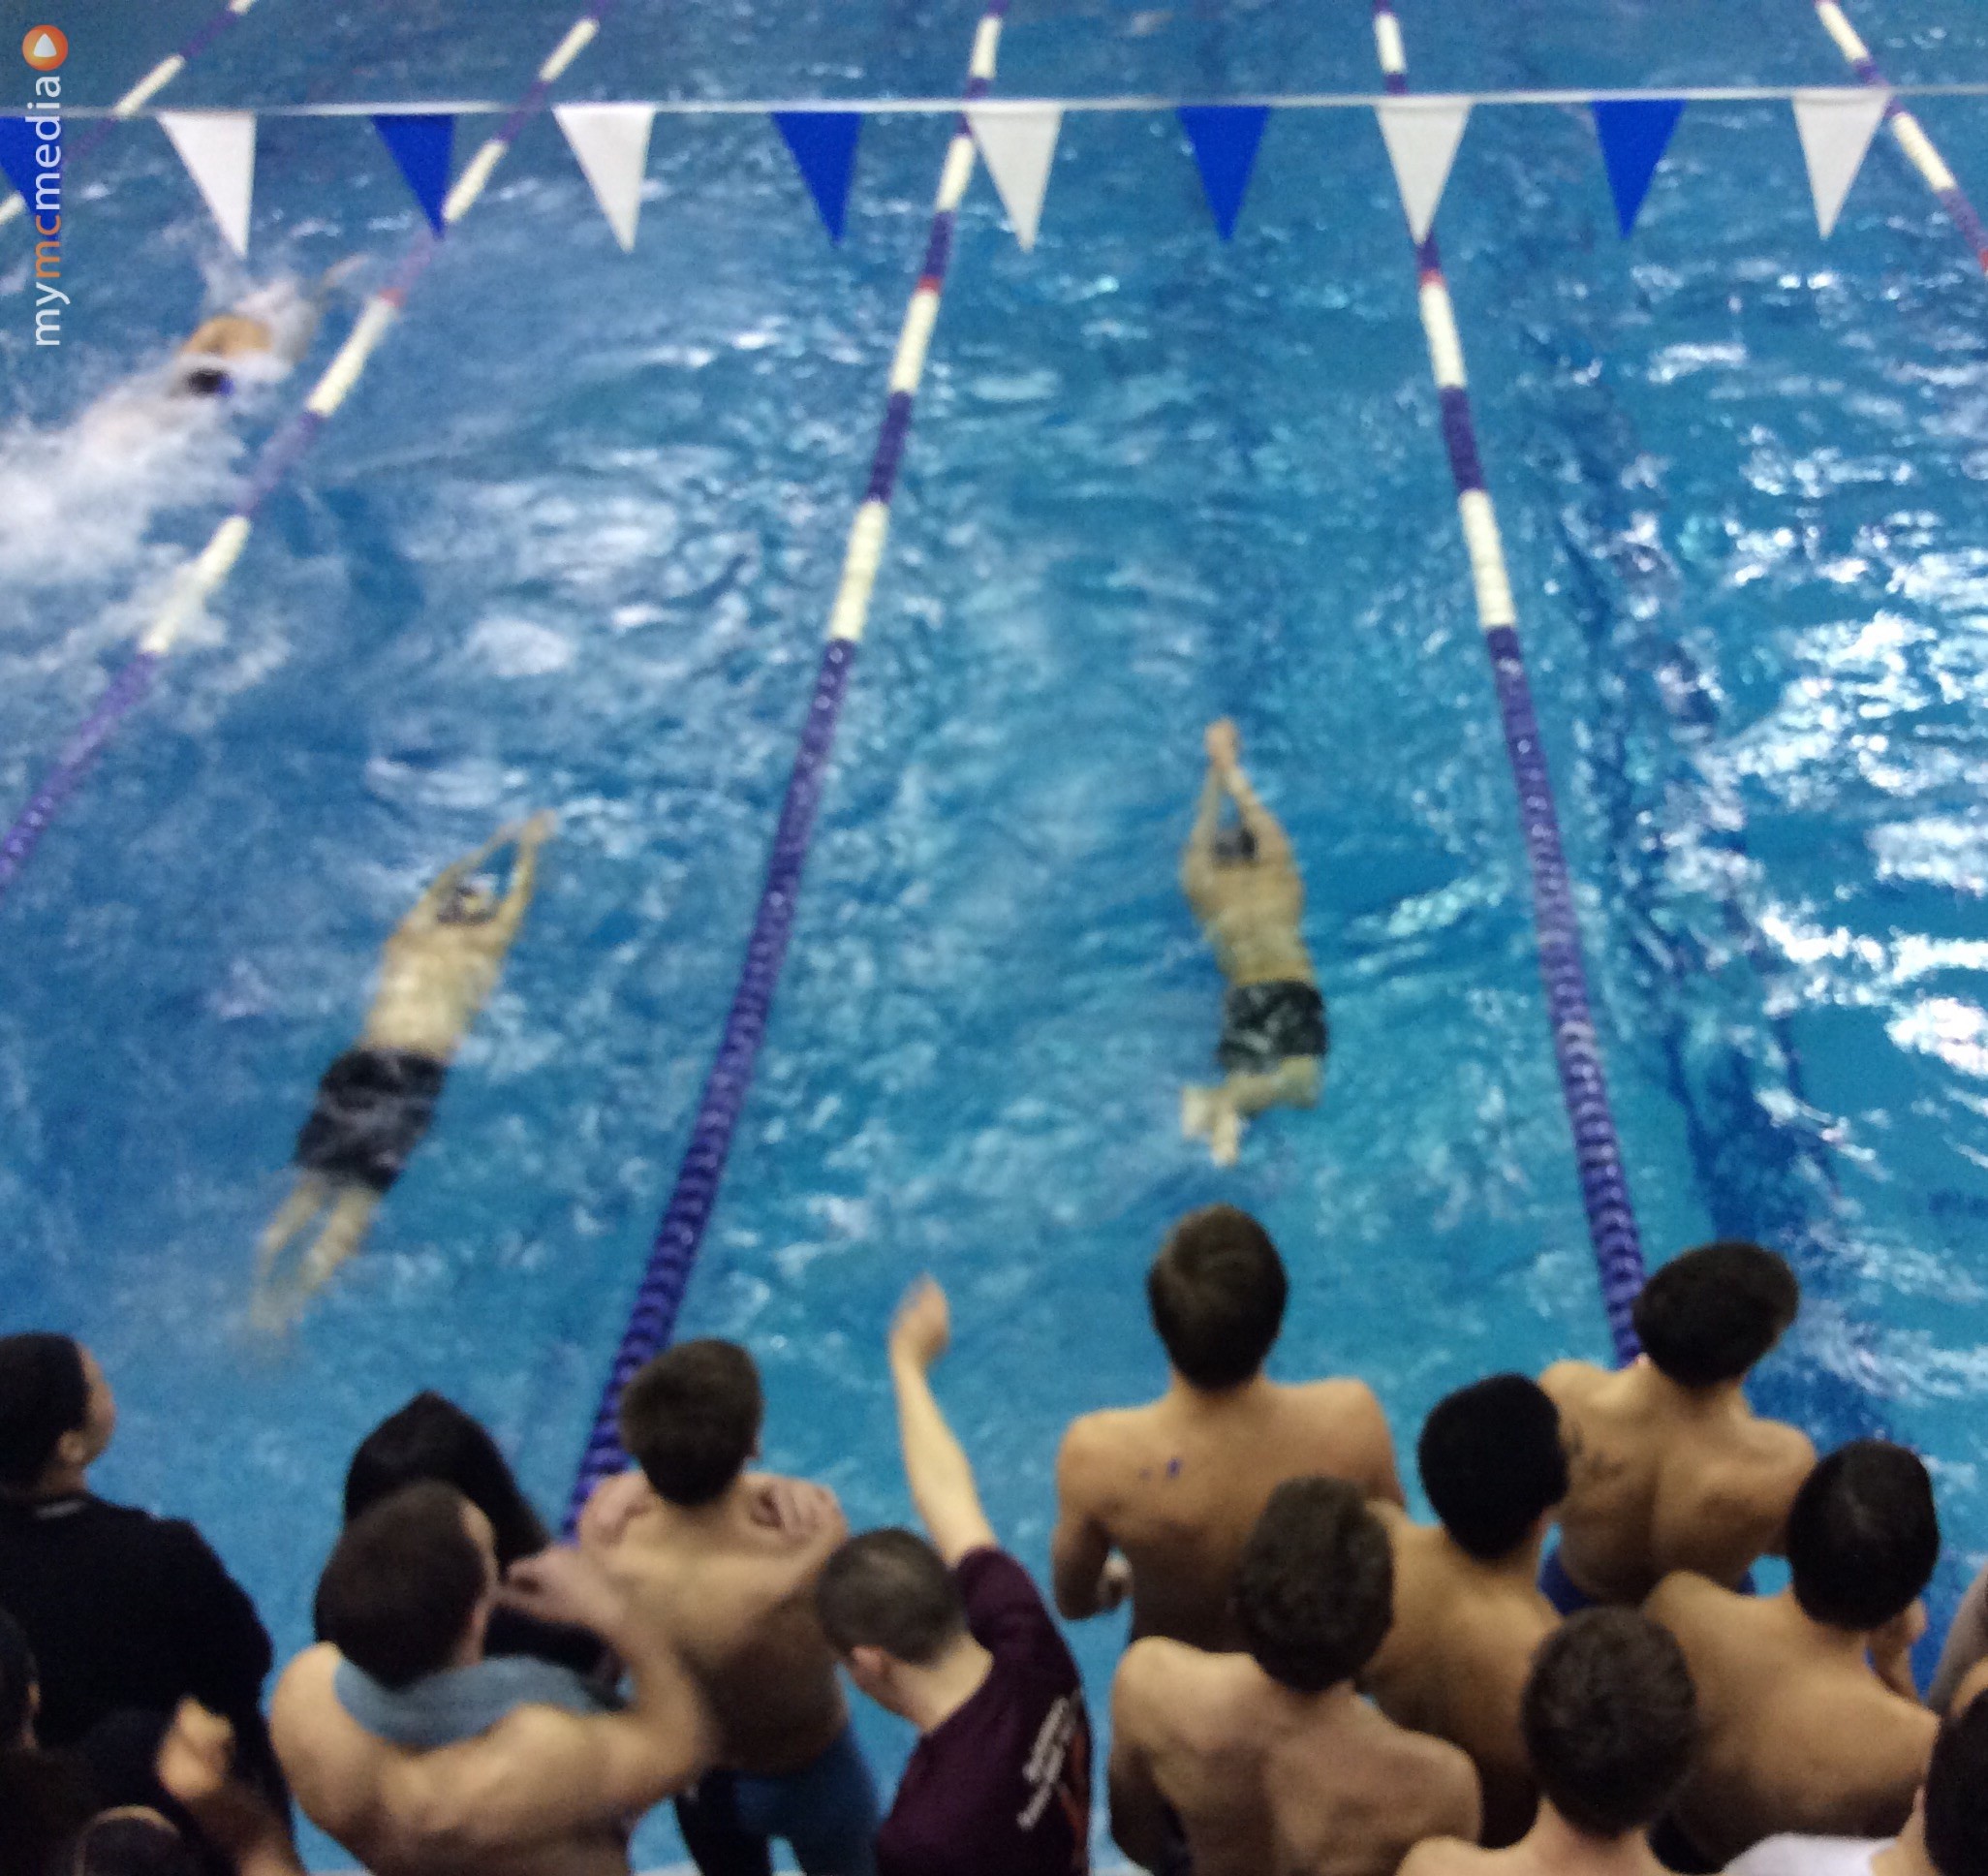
[3,0,1987,1864]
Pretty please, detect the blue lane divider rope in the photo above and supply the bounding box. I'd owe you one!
[1369,0,1648,1360]
[564,0,1014,1528]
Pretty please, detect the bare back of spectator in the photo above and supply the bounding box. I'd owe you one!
[1646,1440,1941,1864]
[1110,1476,1479,1876]
[1052,1206,1403,1653]
[578,1339,878,1874]
[1363,1377,1568,1847]
[1540,1242,1815,1610]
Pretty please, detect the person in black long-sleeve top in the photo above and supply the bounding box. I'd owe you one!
[0,1334,277,1788]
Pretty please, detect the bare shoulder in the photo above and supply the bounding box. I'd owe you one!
[1115,1637,1212,1717]
[270,1644,338,1736]
[1398,1838,1487,1876]
[1643,1569,1725,1634]
[1539,1360,1603,1407]
[1748,1417,1818,1481]
[1058,1406,1150,1489]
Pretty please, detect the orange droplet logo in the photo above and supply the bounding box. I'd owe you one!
[22,25,68,71]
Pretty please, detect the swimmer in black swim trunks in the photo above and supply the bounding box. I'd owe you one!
[1179,721,1325,1167]
[251,812,555,1327]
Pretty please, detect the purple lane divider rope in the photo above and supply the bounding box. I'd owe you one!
[1372,0,1647,1360]
[0,5,625,909]
[1813,0,1988,267]
[565,1,1014,1528]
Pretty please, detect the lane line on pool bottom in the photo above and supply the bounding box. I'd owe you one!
[1813,0,1988,268]
[562,1,1012,1530]
[0,0,272,234]
[1369,0,1648,1361]
[0,9,616,902]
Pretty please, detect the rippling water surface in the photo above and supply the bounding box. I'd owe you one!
[2,0,1985,1863]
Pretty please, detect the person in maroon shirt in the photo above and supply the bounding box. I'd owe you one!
[817,1279,1091,1876]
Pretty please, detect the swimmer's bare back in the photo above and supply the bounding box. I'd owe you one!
[1181,719,1315,990]
[1057,1378,1403,1652]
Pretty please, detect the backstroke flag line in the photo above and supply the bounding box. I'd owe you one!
[555,102,657,250]
[1377,96,1471,242]
[967,102,1062,250]
[774,109,863,241]
[159,110,256,255]
[1592,97,1686,235]
[372,112,456,234]
[1793,87,1891,236]
[1179,103,1270,240]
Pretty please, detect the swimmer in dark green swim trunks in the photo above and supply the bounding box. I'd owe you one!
[251,812,555,1327]
[1179,721,1326,1167]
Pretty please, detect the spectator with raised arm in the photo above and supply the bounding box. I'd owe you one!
[818,1277,1091,1876]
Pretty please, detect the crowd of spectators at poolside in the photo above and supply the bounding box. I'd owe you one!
[1,1215,1986,1876]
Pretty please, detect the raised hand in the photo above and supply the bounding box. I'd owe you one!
[889,1276,951,1374]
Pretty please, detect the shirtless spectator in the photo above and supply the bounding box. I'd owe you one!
[1539,1241,1814,1610]
[1397,1610,1698,1876]
[1363,1376,1569,1847]
[0,1335,278,1797]
[272,1482,708,1876]
[1052,1205,1403,1652]
[579,1340,876,1876]
[1110,1475,1478,1876]
[1928,1561,1988,1713]
[1645,1440,1941,1864]
[817,1278,1091,1876]
[1725,1690,1988,1876]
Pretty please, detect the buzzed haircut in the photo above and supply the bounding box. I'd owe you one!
[1147,1205,1288,1391]
[1522,1610,1698,1838]
[618,1339,763,1508]
[0,1333,88,1491]
[1419,1374,1569,1561]
[1925,1692,1988,1876]
[1233,1477,1392,1694]
[1786,1440,1939,1632]
[313,1481,488,1690]
[1631,1241,1798,1388]
[816,1529,968,1667]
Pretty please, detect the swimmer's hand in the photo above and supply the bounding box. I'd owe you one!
[503,1546,630,1641]
[577,1469,653,1551]
[1205,718,1239,770]
[888,1276,950,1374]
[1097,1554,1134,1613]
[156,1700,298,1868]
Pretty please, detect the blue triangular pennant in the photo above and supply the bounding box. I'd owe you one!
[371,113,455,234]
[1590,98,1685,236]
[773,110,863,243]
[0,118,46,211]
[1178,105,1270,241]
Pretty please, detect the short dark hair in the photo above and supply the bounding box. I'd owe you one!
[0,1605,36,1742]
[1418,1374,1569,1562]
[1147,1206,1287,1391]
[67,1812,202,1876]
[1631,1242,1798,1388]
[1523,1610,1697,1837]
[1234,1477,1392,1693]
[816,1530,968,1666]
[0,1334,88,1491]
[346,1391,549,1568]
[314,1481,489,1690]
[1925,1692,1988,1876]
[1786,1440,1939,1631]
[618,1340,762,1507]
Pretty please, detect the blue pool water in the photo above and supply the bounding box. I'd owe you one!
[3,0,1988,1864]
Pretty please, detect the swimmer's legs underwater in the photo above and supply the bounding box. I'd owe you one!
[251,1175,382,1328]
[1182,1056,1322,1168]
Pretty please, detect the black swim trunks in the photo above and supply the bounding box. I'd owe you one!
[295,1047,447,1193]
[1217,980,1328,1075]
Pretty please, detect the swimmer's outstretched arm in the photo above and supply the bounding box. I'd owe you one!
[888,1278,998,1566]
[490,811,556,945]
[1221,761,1293,869]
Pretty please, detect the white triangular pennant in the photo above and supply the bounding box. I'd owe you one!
[1792,89,1890,238]
[554,103,658,252]
[1376,97,1472,244]
[159,111,256,256]
[967,104,1063,251]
